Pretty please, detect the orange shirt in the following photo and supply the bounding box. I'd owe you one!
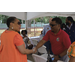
[0,30,27,62]
[68,42,75,58]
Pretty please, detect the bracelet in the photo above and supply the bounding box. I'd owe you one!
[33,49,35,52]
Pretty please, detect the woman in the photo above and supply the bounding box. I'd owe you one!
[0,17,35,62]
[21,30,33,49]
[68,42,75,62]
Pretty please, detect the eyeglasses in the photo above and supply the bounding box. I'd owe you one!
[50,24,58,27]
[17,22,21,25]
[12,21,21,25]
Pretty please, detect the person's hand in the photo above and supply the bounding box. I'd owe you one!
[32,47,37,53]
[53,55,60,62]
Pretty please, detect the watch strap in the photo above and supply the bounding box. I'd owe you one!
[58,55,61,58]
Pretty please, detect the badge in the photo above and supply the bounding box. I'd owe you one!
[56,37,60,42]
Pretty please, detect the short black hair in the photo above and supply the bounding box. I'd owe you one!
[25,30,27,34]
[52,17,62,25]
[21,30,27,34]
[6,17,16,27]
[66,16,74,23]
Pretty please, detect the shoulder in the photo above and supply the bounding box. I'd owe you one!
[61,30,69,37]
[14,33,24,46]
[44,25,49,28]
[61,30,69,39]
[46,30,51,34]
[72,24,75,26]
[72,23,75,27]
[15,33,22,38]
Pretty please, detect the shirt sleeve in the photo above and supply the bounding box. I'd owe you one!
[14,33,24,46]
[42,31,50,41]
[63,32,71,49]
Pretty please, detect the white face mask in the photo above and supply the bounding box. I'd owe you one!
[63,28,65,30]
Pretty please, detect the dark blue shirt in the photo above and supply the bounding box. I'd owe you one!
[65,23,75,43]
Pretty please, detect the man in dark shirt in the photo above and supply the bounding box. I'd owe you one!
[65,16,75,43]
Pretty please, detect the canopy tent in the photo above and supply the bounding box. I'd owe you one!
[27,12,75,20]
[0,12,75,28]
[0,12,75,20]
[0,12,26,20]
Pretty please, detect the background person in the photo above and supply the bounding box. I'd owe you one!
[21,30,33,49]
[65,16,75,43]
[61,23,67,31]
[34,17,71,62]
[39,30,43,41]
[42,18,53,55]
[0,17,35,62]
[68,42,75,62]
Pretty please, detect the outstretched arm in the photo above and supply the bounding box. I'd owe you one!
[34,40,46,51]
[17,43,35,54]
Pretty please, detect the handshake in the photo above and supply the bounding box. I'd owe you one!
[32,47,37,53]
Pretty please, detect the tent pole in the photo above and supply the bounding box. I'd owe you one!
[25,12,27,30]
[25,20,28,30]
[34,19,35,36]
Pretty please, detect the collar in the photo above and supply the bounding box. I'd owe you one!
[67,23,73,30]
[51,29,61,36]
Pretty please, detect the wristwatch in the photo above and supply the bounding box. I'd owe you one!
[58,55,61,58]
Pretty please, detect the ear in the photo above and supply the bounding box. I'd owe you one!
[10,23,14,27]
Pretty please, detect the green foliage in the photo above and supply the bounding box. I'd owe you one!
[0,15,9,23]
[58,16,66,23]
[0,15,23,24]
[31,16,67,24]
[0,15,66,24]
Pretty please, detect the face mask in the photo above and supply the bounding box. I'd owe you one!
[63,28,65,30]
[66,22,70,26]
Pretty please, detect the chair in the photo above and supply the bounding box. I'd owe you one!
[38,46,47,54]
[32,54,47,62]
